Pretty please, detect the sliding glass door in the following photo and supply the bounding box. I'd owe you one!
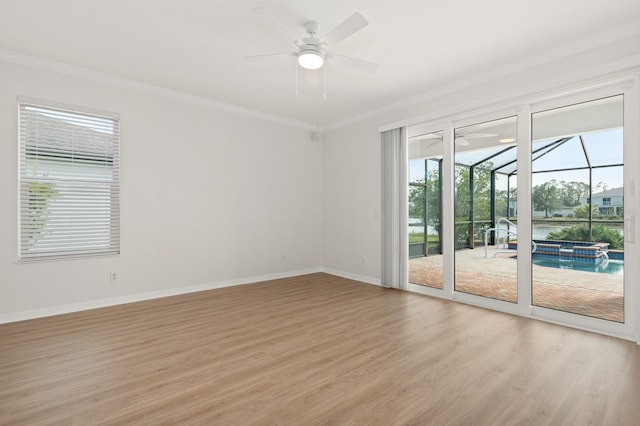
[454,117,519,303]
[402,81,637,340]
[408,131,444,289]
[531,95,625,322]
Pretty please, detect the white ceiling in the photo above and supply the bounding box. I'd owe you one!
[1,0,639,128]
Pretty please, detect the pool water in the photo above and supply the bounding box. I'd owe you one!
[532,258,624,276]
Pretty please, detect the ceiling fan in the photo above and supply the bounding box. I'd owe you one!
[245,8,378,73]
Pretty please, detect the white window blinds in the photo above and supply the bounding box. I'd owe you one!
[18,100,120,261]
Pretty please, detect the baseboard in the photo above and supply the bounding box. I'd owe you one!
[0,267,322,325]
[320,267,381,286]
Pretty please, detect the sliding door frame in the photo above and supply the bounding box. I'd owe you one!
[402,74,639,343]
[528,81,638,340]
[407,122,454,298]
[448,108,526,315]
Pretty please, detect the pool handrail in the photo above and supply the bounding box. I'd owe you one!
[484,217,537,258]
[495,217,517,248]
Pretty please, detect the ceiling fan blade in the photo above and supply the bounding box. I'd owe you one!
[253,7,300,47]
[243,52,296,60]
[326,53,378,73]
[322,12,368,45]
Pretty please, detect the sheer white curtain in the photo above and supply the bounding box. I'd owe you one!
[381,127,407,290]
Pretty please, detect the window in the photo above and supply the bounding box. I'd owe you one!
[602,197,611,206]
[18,100,120,261]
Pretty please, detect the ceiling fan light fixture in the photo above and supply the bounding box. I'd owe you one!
[298,50,324,70]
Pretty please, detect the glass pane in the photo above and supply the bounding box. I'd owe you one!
[454,116,518,302]
[531,95,624,322]
[532,170,589,220]
[532,137,589,172]
[426,159,442,258]
[409,158,426,184]
[455,165,471,249]
[582,129,623,167]
[455,146,506,167]
[408,131,443,289]
[592,167,623,222]
[487,146,518,173]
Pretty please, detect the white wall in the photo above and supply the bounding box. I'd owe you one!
[322,34,640,284]
[0,60,322,320]
[321,120,382,283]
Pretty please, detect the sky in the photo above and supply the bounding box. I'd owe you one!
[409,128,624,191]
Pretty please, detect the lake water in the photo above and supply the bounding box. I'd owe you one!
[409,224,623,240]
[532,225,566,240]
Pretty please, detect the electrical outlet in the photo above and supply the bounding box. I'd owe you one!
[110,272,119,283]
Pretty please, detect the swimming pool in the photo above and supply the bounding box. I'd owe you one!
[532,257,624,276]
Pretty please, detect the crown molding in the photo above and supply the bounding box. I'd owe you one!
[2,16,638,134]
[0,49,318,131]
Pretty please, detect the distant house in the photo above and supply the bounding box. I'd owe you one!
[588,187,624,216]
[512,188,624,219]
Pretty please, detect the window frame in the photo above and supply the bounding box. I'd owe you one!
[17,98,120,262]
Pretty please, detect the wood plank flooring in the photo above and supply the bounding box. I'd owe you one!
[1,272,639,425]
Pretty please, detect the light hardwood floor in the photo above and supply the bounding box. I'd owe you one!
[1,272,639,425]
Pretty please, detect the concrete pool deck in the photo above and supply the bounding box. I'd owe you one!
[408,248,624,322]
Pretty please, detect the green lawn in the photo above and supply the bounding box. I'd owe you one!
[409,233,440,244]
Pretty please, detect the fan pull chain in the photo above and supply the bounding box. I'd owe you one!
[295,61,299,97]
[323,65,327,100]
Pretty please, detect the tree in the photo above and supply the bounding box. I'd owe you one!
[562,181,590,207]
[454,164,493,245]
[27,181,58,244]
[409,166,442,253]
[532,181,562,218]
[558,180,567,206]
[573,203,591,219]
[408,184,425,223]
[455,165,492,220]
[408,169,441,226]
[425,170,441,226]
[472,168,492,220]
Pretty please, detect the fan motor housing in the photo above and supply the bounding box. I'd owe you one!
[304,21,320,36]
